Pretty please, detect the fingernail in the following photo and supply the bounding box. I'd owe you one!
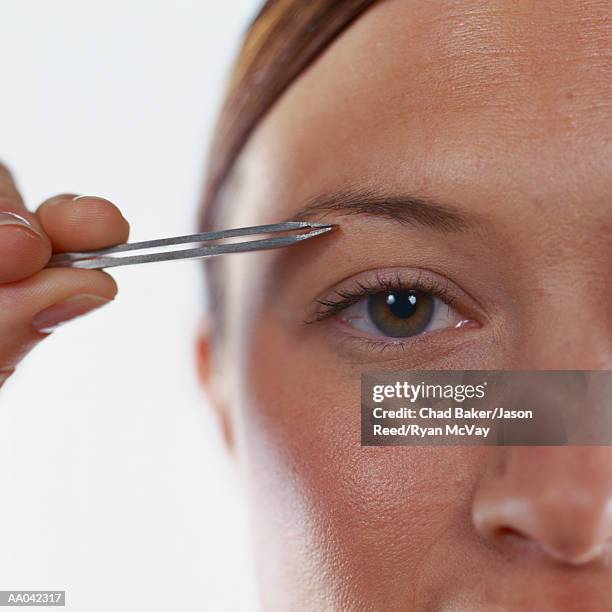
[0,211,38,230]
[72,195,111,204]
[44,193,79,206]
[32,294,112,334]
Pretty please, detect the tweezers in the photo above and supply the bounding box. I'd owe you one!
[45,221,335,270]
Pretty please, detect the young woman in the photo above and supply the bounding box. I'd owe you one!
[1,0,611,608]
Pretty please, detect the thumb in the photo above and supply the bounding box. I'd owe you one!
[0,268,117,388]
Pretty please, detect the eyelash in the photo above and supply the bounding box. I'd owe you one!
[306,270,457,323]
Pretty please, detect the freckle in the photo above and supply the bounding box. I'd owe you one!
[566,91,574,100]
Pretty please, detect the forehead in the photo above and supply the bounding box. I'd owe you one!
[227,0,612,226]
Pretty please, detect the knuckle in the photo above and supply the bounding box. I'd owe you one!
[0,366,15,389]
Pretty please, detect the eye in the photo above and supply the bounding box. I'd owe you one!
[308,269,477,344]
[340,290,466,338]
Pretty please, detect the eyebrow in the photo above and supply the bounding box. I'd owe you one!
[291,187,477,232]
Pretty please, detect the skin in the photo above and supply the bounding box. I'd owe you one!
[2,0,610,609]
[197,0,612,610]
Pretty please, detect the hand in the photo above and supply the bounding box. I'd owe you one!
[0,161,129,389]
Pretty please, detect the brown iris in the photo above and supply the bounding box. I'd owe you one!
[366,291,435,337]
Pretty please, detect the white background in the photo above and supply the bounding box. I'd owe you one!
[0,1,262,610]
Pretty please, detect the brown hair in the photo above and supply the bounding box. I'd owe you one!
[199,0,377,232]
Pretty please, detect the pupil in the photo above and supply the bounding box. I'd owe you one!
[367,290,435,337]
[385,291,418,318]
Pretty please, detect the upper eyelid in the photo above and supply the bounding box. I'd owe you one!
[308,270,457,317]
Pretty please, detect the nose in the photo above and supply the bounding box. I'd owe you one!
[472,447,612,565]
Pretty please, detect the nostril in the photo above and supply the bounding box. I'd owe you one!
[492,525,533,551]
[495,526,526,540]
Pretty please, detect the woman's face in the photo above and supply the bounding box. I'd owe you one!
[200,0,612,608]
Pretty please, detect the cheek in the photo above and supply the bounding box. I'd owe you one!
[233,304,487,604]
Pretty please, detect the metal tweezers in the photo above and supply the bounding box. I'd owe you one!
[45,221,335,270]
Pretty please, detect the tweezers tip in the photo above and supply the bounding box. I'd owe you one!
[298,224,337,240]
[304,222,338,230]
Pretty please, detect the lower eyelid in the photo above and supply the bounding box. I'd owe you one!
[318,320,482,364]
